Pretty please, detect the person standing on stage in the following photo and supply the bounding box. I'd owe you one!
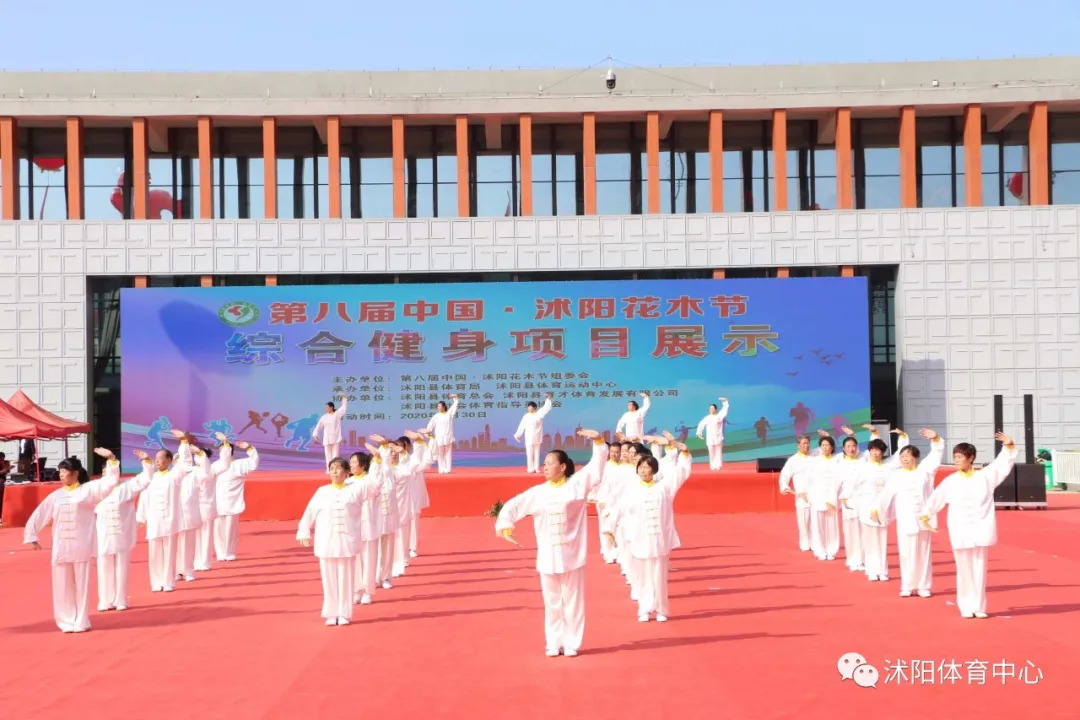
[193,436,234,572]
[425,394,459,474]
[214,441,259,562]
[807,435,841,561]
[778,435,814,552]
[919,432,1018,619]
[514,393,553,473]
[695,397,730,470]
[313,394,349,474]
[496,429,607,658]
[615,393,651,441]
[94,453,154,612]
[296,456,383,626]
[844,429,908,582]
[870,428,944,598]
[24,449,125,633]
[135,445,199,593]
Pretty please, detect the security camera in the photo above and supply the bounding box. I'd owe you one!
[605,69,616,91]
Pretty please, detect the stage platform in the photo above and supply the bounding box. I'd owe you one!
[1,461,959,528]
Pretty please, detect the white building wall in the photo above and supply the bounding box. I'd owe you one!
[1,206,1078,464]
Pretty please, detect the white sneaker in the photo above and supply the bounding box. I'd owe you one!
[878,575,889,582]
[184,575,195,582]
[381,581,392,590]
[962,612,975,619]
[899,591,912,597]
[917,590,931,598]
[825,556,835,561]
[97,605,112,612]
[360,594,372,605]
[409,550,418,559]
[638,614,649,622]
[867,576,878,582]
[337,617,350,626]
[545,649,560,657]
[975,612,989,619]
[656,614,668,622]
[163,587,175,593]
[564,649,578,657]
[115,605,128,612]
[325,618,337,626]
[195,566,211,572]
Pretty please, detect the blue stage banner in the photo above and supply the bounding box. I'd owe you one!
[119,278,870,471]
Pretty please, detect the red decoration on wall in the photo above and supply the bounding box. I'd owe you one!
[33,157,65,172]
[1008,172,1025,200]
[110,172,181,219]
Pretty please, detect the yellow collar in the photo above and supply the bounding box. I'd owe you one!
[63,483,79,492]
[640,479,655,487]
[957,469,975,478]
[548,477,567,487]
[844,456,858,462]
[331,481,347,489]
[351,473,367,480]
[820,454,833,460]
[797,452,809,457]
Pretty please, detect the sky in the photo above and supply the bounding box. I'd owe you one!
[2,0,1078,72]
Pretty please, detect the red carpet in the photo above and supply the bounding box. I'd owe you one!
[1,495,1077,719]
[1,461,959,527]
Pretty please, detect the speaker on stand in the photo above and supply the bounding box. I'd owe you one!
[1015,393,1047,509]
[992,394,1018,509]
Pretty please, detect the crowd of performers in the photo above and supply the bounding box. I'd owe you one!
[20,392,1018,651]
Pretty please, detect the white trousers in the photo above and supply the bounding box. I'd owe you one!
[708,443,724,470]
[354,539,379,599]
[96,551,131,609]
[897,531,933,593]
[860,524,889,578]
[214,514,239,561]
[794,505,811,551]
[409,515,419,554]
[540,567,585,654]
[195,520,214,570]
[319,557,354,620]
[323,442,340,473]
[525,442,542,472]
[148,534,177,591]
[175,528,196,577]
[52,561,92,632]
[954,546,989,615]
[392,522,410,576]
[377,532,395,583]
[842,516,863,568]
[811,509,840,559]
[435,443,453,473]
[634,556,670,617]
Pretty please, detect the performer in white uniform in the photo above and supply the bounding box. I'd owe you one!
[405,430,433,557]
[807,436,842,560]
[349,450,383,605]
[191,433,233,572]
[778,435,813,552]
[870,429,945,598]
[607,446,693,622]
[24,450,124,633]
[514,394,553,473]
[695,397,729,470]
[920,433,1018,619]
[296,456,383,626]
[425,395,459,474]
[313,394,349,473]
[845,429,908,581]
[213,441,259,562]
[615,393,651,441]
[135,446,199,592]
[94,452,153,611]
[496,430,607,657]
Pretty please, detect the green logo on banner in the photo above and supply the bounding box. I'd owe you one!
[218,301,259,327]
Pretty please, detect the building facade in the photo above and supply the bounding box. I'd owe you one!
[1,57,1079,466]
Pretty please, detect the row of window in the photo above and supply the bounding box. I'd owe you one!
[6,113,1078,220]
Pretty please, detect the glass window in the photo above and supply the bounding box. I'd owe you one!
[1050,112,1080,205]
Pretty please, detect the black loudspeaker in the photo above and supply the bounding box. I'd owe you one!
[993,466,1018,506]
[1014,463,1048,508]
[1023,394,1035,465]
[993,394,1004,456]
[757,457,787,472]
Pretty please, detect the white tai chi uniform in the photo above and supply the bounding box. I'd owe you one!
[94,465,152,611]
[515,398,553,473]
[24,461,124,632]
[610,450,693,620]
[213,446,259,561]
[313,399,349,473]
[370,450,402,588]
[407,440,433,556]
[496,439,607,656]
[353,467,384,604]
[844,432,908,580]
[194,445,233,571]
[136,454,199,592]
[695,401,729,470]
[392,450,422,577]
[872,437,945,596]
[296,472,383,624]
[425,399,459,474]
[592,457,625,564]
[615,395,651,441]
[836,453,868,570]
[807,453,842,560]
[922,443,1018,617]
[176,451,215,581]
[778,451,814,552]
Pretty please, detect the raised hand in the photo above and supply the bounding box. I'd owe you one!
[673,441,688,452]
[841,425,854,436]
[236,441,251,450]
[862,424,876,431]
[93,447,114,459]
[890,428,905,435]
[169,429,186,438]
[576,428,600,440]
[364,443,379,455]
[994,432,1014,446]
[215,432,229,443]
[370,433,387,444]
[662,430,674,440]
[719,396,728,402]
[817,428,830,437]
[919,428,939,441]
[133,449,150,461]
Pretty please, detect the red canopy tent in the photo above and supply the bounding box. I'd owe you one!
[0,397,68,481]
[7,390,91,435]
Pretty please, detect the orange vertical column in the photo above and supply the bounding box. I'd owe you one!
[263,118,278,219]
[772,110,788,211]
[963,105,983,206]
[392,116,405,218]
[0,118,19,220]
[709,111,724,212]
[132,118,150,219]
[899,106,917,208]
[198,117,214,219]
[836,109,853,210]
[1028,102,1049,205]
[327,117,342,219]
[646,112,660,213]
[519,114,533,216]
[66,117,85,220]
[583,113,597,214]
[456,116,470,217]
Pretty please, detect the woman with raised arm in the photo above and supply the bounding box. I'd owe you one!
[869,429,945,598]
[405,429,433,558]
[806,435,842,561]
[367,435,405,590]
[615,393,651,441]
[135,445,201,593]
[349,450,383,606]
[312,394,349,474]
[607,444,693,622]
[296,455,383,626]
[213,440,259,562]
[495,429,607,658]
[193,432,233,572]
[695,397,730,470]
[840,426,908,580]
[94,450,154,612]
[425,394,459,474]
[514,393,554,474]
[24,450,127,632]
[920,432,1018,619]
